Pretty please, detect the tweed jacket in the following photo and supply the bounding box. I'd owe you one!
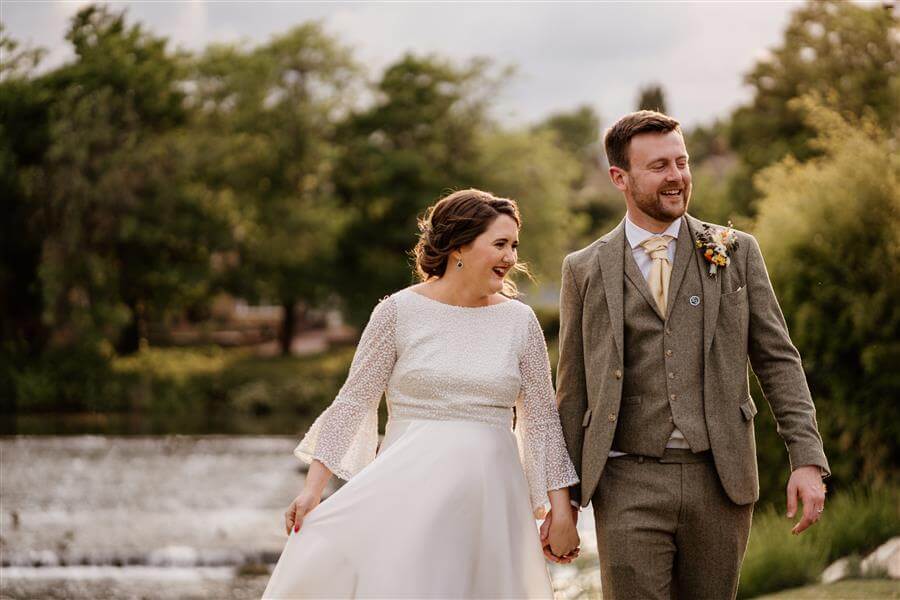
[557,214,830,506]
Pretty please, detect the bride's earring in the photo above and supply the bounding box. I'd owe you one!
[456,255,463,269]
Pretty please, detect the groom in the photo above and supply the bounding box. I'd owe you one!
[546,111,829,599]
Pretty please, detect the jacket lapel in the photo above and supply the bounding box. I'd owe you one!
[664,216,693,317]
[596,220,626,363]
[686,214,721,356]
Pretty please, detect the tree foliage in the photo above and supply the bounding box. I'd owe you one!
[729,0,898,212]
[19,6,236,356]
[475,129,582,283]
[535,105,600,164]
[331,55,497,322]
[752,97,899,491]
[190,24,359,353]
[637,83,668,114]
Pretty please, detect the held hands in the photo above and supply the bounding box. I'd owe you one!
[284,490,321,535]
[786,465,826,535]
[539,506,580,563]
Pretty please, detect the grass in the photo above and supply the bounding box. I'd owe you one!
[738,486,900,598]
[754,579,900,599]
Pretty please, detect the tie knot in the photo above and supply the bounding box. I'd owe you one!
[640,235,673,260]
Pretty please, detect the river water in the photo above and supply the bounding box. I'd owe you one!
[0,436,600,599]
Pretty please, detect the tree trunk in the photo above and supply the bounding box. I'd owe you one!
[279,299,296,356]
[116,299,146,355]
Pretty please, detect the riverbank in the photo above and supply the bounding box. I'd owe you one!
[0,435,600,598]
[3,436,897,599]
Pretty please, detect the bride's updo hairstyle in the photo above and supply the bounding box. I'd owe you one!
[412,188,532,297]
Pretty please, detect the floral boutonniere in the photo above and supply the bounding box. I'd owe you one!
[695,222,739,277]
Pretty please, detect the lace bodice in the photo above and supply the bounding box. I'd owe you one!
[294,287,579,516]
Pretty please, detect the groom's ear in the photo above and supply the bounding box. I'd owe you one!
[609,165,629,192]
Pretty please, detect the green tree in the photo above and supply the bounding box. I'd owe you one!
[637,84,667,114]
[684,119,730,166]
[683,120,743,228]
[535,105,600,164]
[332,54,499,323]
[190,24,359,354]
[475,129,582,283]
[729,0,899,213]
[0,28,55,407]
[752,97,899,498]
[24,6,234,355]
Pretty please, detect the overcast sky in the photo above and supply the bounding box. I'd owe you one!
[4,1,813,128]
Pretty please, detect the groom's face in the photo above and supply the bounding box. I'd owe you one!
[614,130,692,224]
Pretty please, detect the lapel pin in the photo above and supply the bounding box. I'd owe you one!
[689,295,701,306]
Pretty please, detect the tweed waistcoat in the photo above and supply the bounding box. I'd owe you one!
[613,232,711,456]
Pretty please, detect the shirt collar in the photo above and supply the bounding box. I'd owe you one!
[624,212,681,250]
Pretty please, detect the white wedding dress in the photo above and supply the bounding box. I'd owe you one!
[262,287,579,599]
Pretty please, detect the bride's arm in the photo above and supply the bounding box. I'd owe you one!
[515,308,580,516]
[545,488,579,559]
[284,459,332,534]
[293,296,398,480]
[284,296,398,534]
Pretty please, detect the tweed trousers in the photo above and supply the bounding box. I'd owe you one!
[593,449,753,600]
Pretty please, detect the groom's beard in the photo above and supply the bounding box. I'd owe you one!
[630,177,691,223]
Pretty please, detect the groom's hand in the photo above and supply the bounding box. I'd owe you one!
[786,465,826,535]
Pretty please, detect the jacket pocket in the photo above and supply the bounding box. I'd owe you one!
[721,285,747,306]
[740,397,758,421]
[622,395,642,406]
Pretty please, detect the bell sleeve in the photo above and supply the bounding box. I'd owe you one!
[514,308,580,518]
[293,295,398,480]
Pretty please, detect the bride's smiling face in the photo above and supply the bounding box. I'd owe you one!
[455,214,519,294]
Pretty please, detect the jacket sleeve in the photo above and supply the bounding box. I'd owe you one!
[745,235,829,476]
[556,256,590,504]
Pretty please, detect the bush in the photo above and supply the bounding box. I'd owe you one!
[110,345,355,417]
[9,343,118,412]
[738,485,900,598]
[813,486,900,564]
[5,342,357,435]
[532,305,560,341]
[752,97,900,502]
[739,505,828,599]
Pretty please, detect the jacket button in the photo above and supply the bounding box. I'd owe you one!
[665,350,673,357]
[668,372,675,379]
[670,394,676,401]
[608,413,616,422]
[614,369,623,379]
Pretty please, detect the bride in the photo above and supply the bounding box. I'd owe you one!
[262,188,580,599]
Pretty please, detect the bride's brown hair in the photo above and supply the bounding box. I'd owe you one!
[411,188,532,298]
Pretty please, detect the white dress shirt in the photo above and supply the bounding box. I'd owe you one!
[624,213,681,280]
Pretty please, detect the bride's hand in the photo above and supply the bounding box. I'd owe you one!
[284,491,321,535]
[548,511,580,559]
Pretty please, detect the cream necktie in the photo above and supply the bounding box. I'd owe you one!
[640,235,674,317]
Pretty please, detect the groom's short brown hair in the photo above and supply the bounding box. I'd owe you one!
[605,110,682,171]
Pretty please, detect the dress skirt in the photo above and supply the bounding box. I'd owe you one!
[262,418,554,599]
